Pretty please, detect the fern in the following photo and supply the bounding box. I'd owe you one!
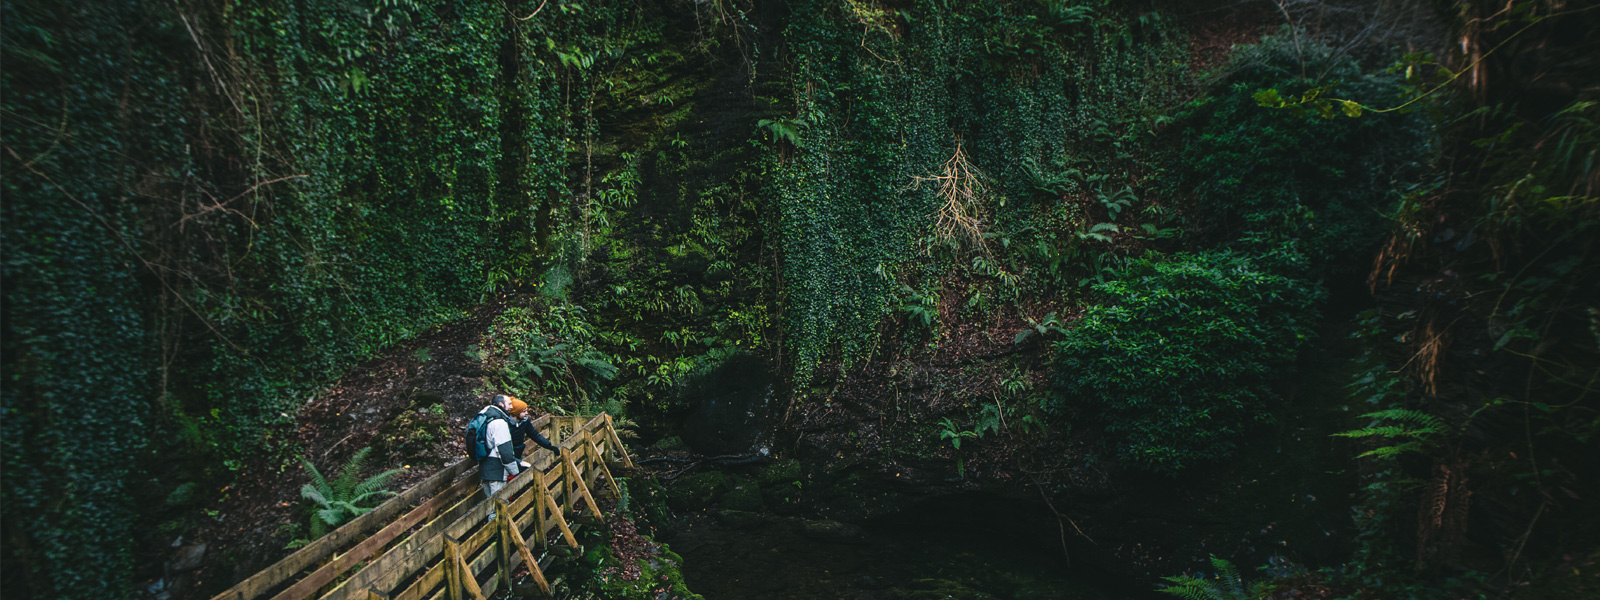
[300,448,404,539]
[1158,556,1257,600]
[1333,408,1447,459]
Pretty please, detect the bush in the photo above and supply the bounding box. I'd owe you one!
[1051,247,1323,473]
[1171,34,1432,270]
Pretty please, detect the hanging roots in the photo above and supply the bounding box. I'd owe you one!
[914,139,991,256]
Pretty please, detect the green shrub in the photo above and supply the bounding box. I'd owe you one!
[1170,34,1431,270]
[298,448,404,540]
[1051,247,1323,473]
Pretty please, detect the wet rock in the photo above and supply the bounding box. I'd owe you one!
[719,480,764,512]
[169,544,207,571]
[652,436,691,459]
[164,482,197,507]
[756,458,802,485]
[886,578,998,600]
[666,471,729,510]
[712,509,766,529]
[799,519,861,540]
[680,353,776,455]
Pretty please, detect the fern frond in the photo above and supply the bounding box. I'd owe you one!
[348,489,399,507]
[334,447,373,498]
[1211,556,1244,597]
[1157,576,1222,600]
[1333,425,1412,439]
[1360,408,1446,432]
[351,467,406,498]
[300,484,329,508]
[316,508,345,526]
[301,457,331,498]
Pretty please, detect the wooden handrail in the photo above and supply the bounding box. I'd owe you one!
[213,413,631,600]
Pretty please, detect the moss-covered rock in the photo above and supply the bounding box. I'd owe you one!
[711,508,767,529]
[665,471,729,510]
[757,458,802,485]
[718,478,764,511]
[592,545,704,600]
[887,578,999,600]
[651,436,690,458]
[799,518,861,540]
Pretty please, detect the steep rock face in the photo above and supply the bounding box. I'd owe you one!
[680,353,778,456]
[669,312,1365,581]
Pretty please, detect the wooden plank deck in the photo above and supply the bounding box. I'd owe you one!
[212,414,634,600]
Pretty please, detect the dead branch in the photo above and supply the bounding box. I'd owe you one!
[913,138,991,256]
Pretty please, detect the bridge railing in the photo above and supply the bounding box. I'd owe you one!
[213,413,634,600]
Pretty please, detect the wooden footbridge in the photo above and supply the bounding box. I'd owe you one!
[213,414,634,600]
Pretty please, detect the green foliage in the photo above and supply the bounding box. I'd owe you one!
[938,418,980,451]
[1159,557,1258,600]
[491,304,619,412]
[1169,33,1431,270]
[1051,248,1324,473]
[1,0,637,594]
[1333,408,1447,460]
[776,0,1189,382]
[298,448,404,540]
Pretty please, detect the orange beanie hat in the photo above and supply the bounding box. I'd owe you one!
[508,398,529,416]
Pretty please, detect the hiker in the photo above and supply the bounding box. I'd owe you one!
[506,397,559,461]
[470,394,529,516]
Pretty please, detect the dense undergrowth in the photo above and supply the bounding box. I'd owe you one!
[2,0,1596,599]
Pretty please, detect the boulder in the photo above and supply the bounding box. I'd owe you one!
[169,544,207,571]
[799,519,861,541]
[666,471,729,510]
[718,480,764,512]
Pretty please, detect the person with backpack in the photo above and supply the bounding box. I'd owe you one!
[506,398,558,460]
[465,394,527,519]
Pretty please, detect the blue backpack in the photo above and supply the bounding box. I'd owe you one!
[463,408,510,462]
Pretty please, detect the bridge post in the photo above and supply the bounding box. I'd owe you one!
[501,498,552,597]
[603,414,635,467]
[587,437,622,498]
[531,469,549,549]
[582,430,600,492]
[495,499,512,590]
[560,447,575,515]
[444,535,462,600]
[563,446,605,520]
[445,534,486,600]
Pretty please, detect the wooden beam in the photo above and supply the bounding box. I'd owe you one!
[582,431,600,493]
[586,438,622,498]
[495,501,511,591]
[542,493,580,549]
[603,414,635,468]
[508,510,552,597]
[321,464,540,600]
[268,474,477,600]
[211,459,473,600]
[444,536,461,600]
[445,535,486,600]
[531,470,549,548]
[560,448,574,515]
[563,448,605,520]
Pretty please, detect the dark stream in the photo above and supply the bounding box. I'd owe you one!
[663,510,1146,600]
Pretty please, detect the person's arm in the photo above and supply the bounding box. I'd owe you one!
[526,422,558,452]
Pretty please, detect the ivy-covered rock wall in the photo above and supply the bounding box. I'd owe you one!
[2,0,629,596]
